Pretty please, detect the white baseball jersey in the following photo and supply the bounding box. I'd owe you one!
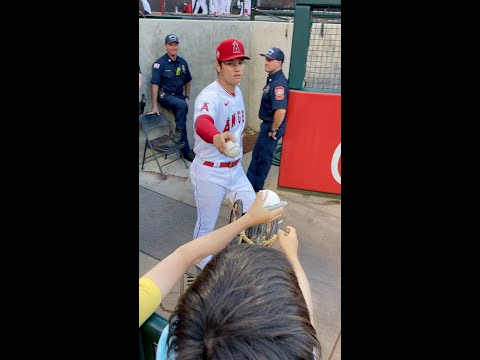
[193,80,246,162]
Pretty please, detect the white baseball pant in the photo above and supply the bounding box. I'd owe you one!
[190,160,256,268]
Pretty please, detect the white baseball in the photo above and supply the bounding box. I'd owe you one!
[224,141,241,158]
[260,189,281,208]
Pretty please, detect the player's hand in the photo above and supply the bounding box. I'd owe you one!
[213,132,236,155]
[243,192,284,227]
[278,226,299,259]
[185,98,190,106]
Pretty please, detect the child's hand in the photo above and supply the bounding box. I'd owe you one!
[278,226,298,259]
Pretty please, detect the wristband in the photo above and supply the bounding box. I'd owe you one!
[185,96,190,99]
[271,128,278,132]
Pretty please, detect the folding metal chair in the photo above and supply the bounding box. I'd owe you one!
[140,113,188,180]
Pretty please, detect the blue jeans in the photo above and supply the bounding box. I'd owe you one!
[247,121,285,192]
[159,94,191,155]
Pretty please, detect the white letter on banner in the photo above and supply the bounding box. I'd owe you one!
[331,143,341,184]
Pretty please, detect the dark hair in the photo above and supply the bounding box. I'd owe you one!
[167,244,320,359]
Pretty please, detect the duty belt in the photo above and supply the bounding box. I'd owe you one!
[159,89,176,98]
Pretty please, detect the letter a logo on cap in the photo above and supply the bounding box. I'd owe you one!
[232,41,241,54]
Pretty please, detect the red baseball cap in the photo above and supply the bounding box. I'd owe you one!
[216,38,250,61]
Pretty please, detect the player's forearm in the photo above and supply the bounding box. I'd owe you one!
[271,109,286,130]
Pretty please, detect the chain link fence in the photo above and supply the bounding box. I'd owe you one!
[305,12,341,90]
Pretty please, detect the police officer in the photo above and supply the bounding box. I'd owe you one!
[149,34,195,162]
[247,47,289,192]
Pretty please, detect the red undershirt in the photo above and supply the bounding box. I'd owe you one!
[195,114,220,143]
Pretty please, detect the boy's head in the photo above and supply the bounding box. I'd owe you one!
[168,244,320,359]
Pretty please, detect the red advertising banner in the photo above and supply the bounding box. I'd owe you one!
[278,90,341,194]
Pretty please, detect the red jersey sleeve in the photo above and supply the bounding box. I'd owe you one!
[195,114,220,143]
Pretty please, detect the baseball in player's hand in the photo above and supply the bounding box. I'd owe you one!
[213,132,236,155]
[243,192,284,227]
[278,226,299,259]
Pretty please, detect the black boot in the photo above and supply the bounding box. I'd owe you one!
[183,150,196,162]
[172,129,183,144]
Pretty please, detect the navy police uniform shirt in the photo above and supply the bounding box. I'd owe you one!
[259,69,289,123]
[151,53,192,97]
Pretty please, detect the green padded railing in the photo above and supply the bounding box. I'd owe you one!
[140,313,169,360]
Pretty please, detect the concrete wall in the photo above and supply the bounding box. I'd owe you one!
[139,18,294,148]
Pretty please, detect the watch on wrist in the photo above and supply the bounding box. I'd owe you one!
[185,96,190,99]
[271,128,278,132]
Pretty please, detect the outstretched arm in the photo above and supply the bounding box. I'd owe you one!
[278,226,314,323]
[140,192,284,326]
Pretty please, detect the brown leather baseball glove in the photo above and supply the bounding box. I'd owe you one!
[227,198,279,247]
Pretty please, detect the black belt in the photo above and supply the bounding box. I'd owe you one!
[160,90,176,96]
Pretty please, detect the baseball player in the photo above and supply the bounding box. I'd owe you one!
[241,0,251,16]
[190,38,256,269]
[139,0,152,14]
[193,0,208,14]
[219,0,232,15]
[207,0,218,15]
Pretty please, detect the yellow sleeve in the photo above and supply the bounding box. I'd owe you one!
[139,277,162,327]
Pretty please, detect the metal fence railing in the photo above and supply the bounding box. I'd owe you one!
[288,2,341,92]
[305,15,341,91]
